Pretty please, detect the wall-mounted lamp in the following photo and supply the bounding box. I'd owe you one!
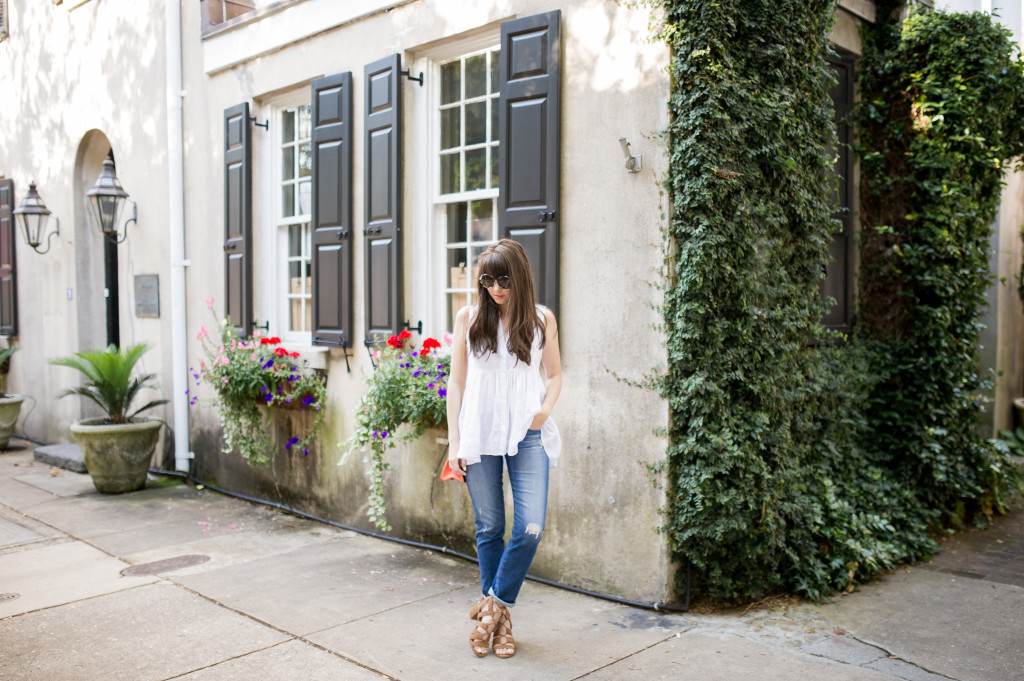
[618,137,642,173]
[87,151,136,243]
[13,182,60,254]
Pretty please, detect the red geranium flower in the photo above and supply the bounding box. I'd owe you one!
[274,347,289,357]
[260,337,273,345]
[398,329,412,340]
[289,351,300,358]
[420,337,441,354]
[387,335,403,349]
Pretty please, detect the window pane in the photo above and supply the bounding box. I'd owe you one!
[470,199,493,241]
[298,179,311,216]
[282,146,295,181]
[448,247,470,282]
[446,202,468,243]
[441,107,460,150]
[298,104,312,140]
[298,142,311,177]
[441,152,460,194]
[489,147,498,189]
[465,148,486,191]
[466,53,486,99]
[490,49,499,94]
[490,99,498,142]
[441,61,461,105]
[288,224,303,257]
[282,109,295,143]
[282,185,295,218]
[465,101,486,146]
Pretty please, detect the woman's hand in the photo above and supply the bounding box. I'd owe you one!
[448,441,467,474]
[530,409,550,430]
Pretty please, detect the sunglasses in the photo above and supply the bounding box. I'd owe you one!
[479,274,512,290]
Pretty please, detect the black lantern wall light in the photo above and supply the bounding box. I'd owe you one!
[13,182,60,254]
[87,151,136,242]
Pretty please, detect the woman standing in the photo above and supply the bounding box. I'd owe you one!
[446,238,562,659]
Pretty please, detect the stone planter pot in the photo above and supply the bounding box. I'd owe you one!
[0,395,25,449]
[70,417,162,494]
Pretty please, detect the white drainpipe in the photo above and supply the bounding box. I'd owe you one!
[166,0,192,472]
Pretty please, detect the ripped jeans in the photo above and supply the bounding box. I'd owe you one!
[464,429,549,607]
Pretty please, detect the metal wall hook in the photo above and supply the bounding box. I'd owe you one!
[402,320,423,334]
[251,320,270,334]
[401,69,424,86]
[249,116,269,130]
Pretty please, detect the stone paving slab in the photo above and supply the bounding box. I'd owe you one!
[804,636,888,666]
[864,657,956,681]
[174,537,479,637]
[818,569,1024,681]
[11,466,98,500]
[0,540,157,618]
[174,639,386,681]
[578,631,894,681]
[307,579,691,681]
[0,583,289,681]
[0,475,64,509]
[33,443,87,473]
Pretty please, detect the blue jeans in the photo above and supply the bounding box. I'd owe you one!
[464,429,549,607]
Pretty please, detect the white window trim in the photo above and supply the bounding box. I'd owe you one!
[410,29,501,337]
[257,91,314,348]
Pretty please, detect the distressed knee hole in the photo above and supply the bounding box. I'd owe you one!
[525,523,542,537]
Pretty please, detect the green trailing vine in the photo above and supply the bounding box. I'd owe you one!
[653,0,1024,600]
[857,6,1024,524]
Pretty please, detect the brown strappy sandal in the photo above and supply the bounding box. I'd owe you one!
[492,606,516,659]
[468,596,501,657]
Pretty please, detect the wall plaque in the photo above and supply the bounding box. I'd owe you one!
[135,275,159,318]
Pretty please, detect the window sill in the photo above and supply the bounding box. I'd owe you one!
[287,344,328,370]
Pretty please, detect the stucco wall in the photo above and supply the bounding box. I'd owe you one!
[0,0,174,452]
[181,0,674,602]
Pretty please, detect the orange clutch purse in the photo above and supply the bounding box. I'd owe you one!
[441,459,464,482]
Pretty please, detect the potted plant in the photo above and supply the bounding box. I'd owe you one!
[0,346,24,449]
[343,330,450,530]
[192,297,327,465]
[50,343,168,493]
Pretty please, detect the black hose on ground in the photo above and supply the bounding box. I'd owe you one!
[148,466,691,613]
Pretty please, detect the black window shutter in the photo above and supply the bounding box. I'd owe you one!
[224,103,253,337]
[498,10,561,318]
[311,72,354,347]
[0,179,17,336]
[823,53,855,333]
[363,54,403,342]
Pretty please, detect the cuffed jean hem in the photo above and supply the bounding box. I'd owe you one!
[487,588,515,608]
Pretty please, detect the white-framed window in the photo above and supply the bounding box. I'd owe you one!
[410,33,501,335]
[260,96,312,344]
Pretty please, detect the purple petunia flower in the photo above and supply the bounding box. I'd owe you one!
[438,388,447,398]
[381,430,389,438]
[438,364,444,370]
[303,396,315,406]
[411,351,418,357]
[303,449,309,456]
[413,369,421,377]
[427,383,434,389]
[263,359,275,369]
[265,393,273,403]
[284,398,292,405]
[185,389,189,395]
[285,436,299,450]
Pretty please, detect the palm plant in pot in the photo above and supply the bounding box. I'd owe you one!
[50,343,168,493]
[0,346,24,449]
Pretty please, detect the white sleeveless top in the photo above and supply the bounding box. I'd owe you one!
[457,305,562,468]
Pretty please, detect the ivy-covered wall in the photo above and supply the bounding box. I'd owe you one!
[656,0,1024,600]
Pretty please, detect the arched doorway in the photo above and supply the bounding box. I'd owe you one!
[73,131,120,353]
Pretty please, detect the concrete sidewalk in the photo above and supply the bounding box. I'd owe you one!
[1,440,1021,681]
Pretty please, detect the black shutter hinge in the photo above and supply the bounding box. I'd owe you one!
[249,116,269,131]
[402,320,423,334]
[537,211,557,223]
[401,69,424,86]
[251,320,269,334]
[363,225,383,235]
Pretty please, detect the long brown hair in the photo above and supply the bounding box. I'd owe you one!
[468,239,546,364]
